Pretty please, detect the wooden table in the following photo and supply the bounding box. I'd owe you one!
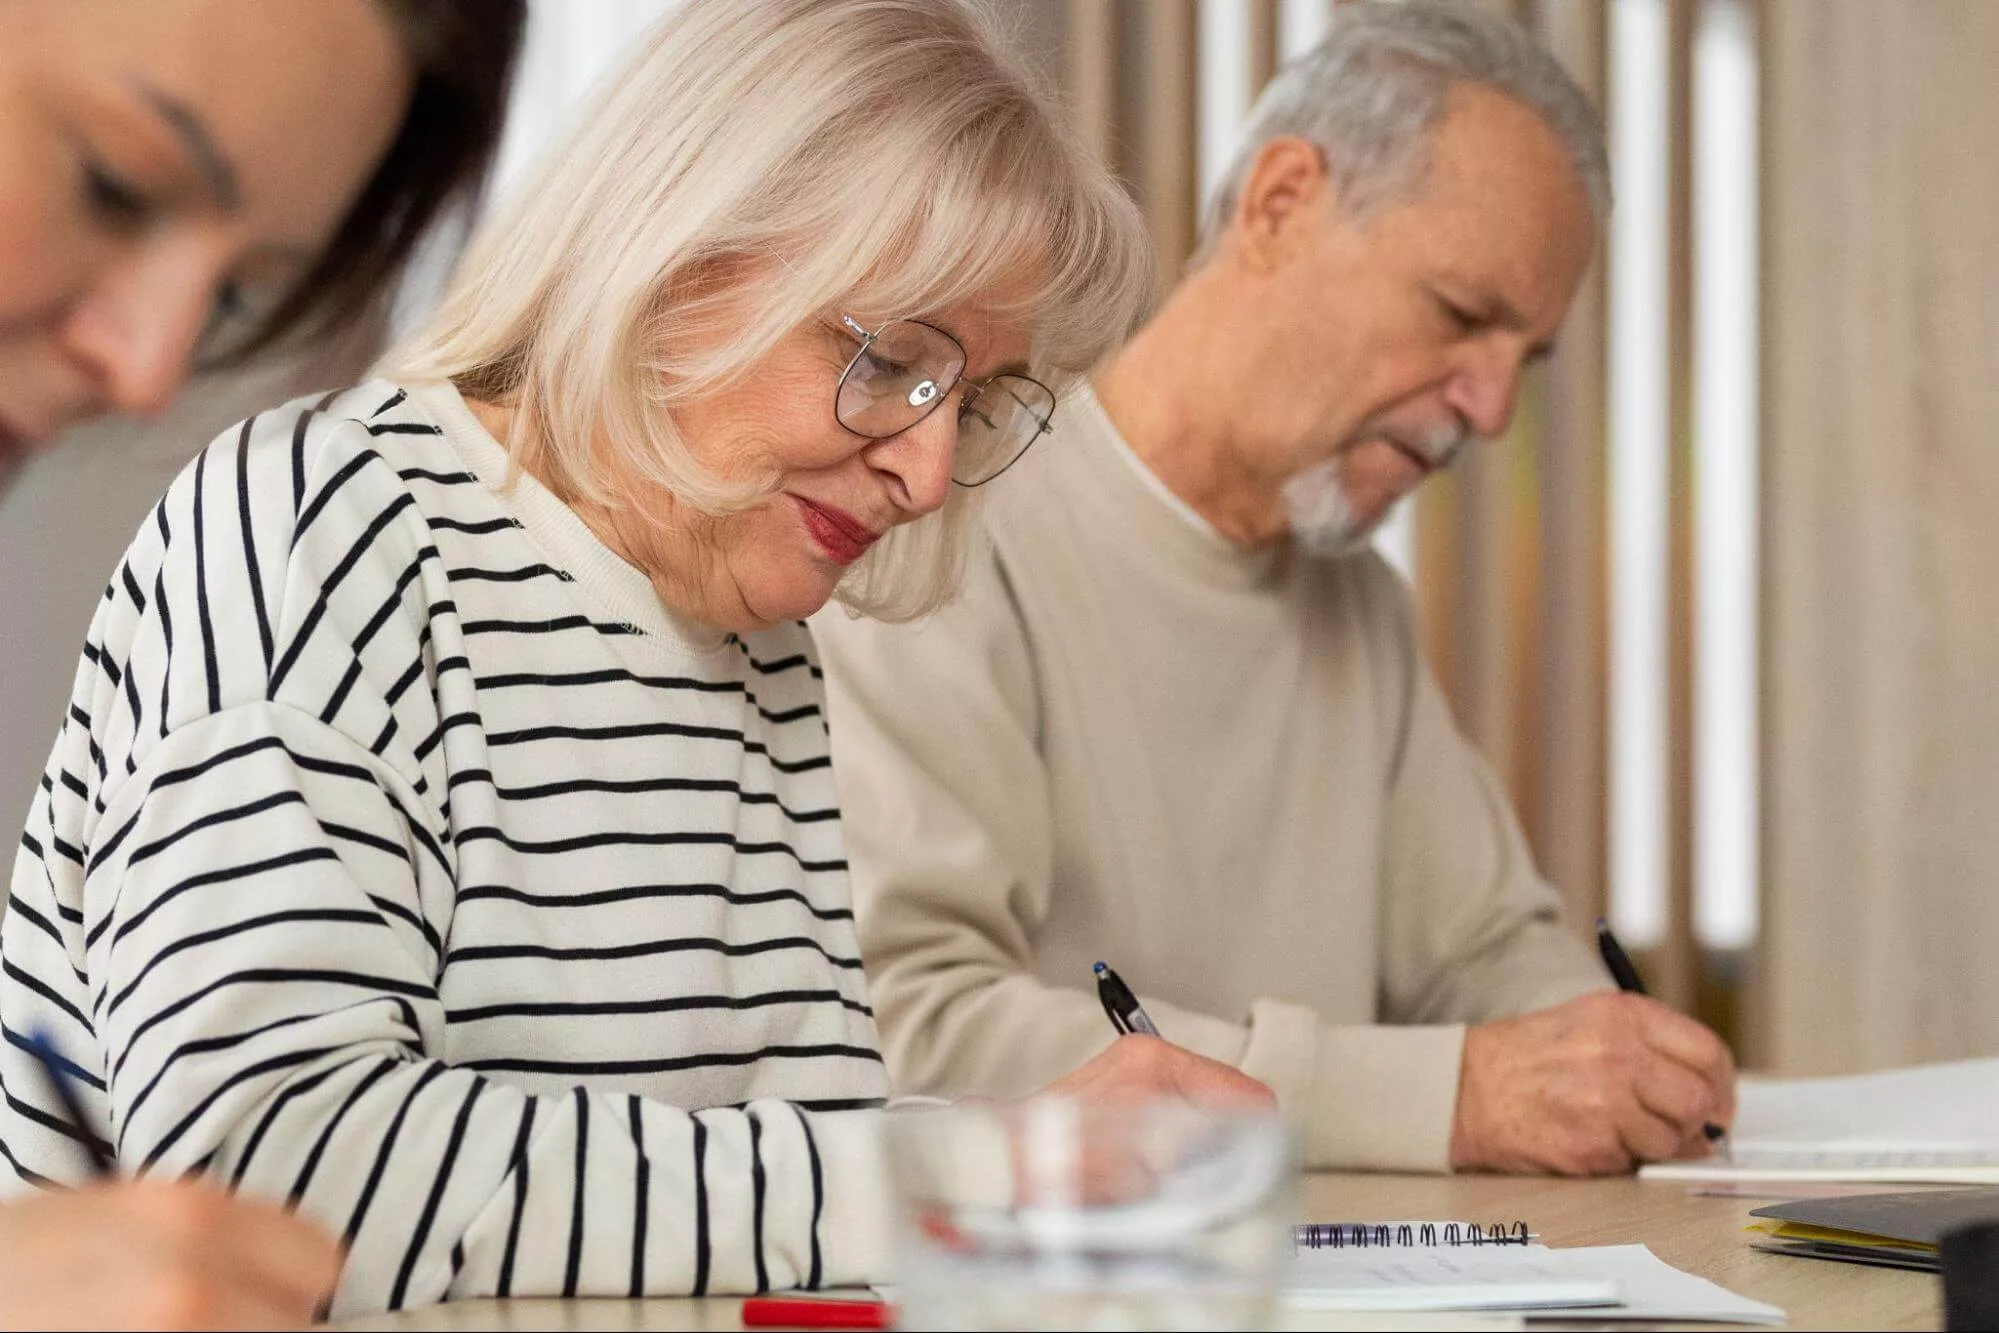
[335,1172,1941,1331]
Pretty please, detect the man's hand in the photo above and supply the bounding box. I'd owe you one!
[1450,992,1736,1176]
[0,1180,342,1330]
[1040,1034,1277,1111]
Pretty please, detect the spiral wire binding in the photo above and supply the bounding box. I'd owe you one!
[1292,1220,1533,1251]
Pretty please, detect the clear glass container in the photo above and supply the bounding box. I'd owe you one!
[885,1100,1294,1331]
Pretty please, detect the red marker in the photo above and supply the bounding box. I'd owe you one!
[741,1295,895,1329]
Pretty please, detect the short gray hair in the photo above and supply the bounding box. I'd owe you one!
[1195,0,1609,262]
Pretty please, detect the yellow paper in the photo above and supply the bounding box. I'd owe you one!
[1744,1221,1936,1254]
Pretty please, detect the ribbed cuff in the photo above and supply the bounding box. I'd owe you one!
[1238,998,1321,1124]
[1307,1023,1466,1173]
[808,1110,893,1286]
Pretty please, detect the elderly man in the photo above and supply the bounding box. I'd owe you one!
[813,0,1735,1175]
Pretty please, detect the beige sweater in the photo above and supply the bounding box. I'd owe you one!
[813,385,1608,1172]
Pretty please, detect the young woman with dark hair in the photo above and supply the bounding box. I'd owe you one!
[0,0,524,460]
[0,3,522,1326]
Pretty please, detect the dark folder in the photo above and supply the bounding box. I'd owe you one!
[1748,1188,1999,1273]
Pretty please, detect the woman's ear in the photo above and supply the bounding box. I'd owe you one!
[1228,136,1335,274]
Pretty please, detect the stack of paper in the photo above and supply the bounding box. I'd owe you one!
[1642,1056,1999,1184]
[1283,1242,1784,1324]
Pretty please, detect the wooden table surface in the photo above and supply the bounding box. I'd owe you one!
[334,1171,1941,1331]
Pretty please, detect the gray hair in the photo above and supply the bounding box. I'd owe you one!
[1195,0,1609,263]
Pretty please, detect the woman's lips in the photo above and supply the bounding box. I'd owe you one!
[791,495,880,565]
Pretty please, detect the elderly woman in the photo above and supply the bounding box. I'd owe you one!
[0,0,1268,1317]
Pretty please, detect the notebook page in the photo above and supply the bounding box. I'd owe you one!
[1640,1056,1999,1182]
[1283,1245,1619,1312]
[1284,1244,1782,1323]
[1533,1246,1786,1325]
[1275,1315,1523,1333]
[1733,1057,1999,1146]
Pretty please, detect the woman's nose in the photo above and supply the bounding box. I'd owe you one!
[869,405,958,516]
[57,250,221,419]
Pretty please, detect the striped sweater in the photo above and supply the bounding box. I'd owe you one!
[0,381,893,1315]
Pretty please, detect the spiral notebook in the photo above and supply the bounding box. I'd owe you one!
[1283,1224,1785,1323]
[1294,1221,1535,1250]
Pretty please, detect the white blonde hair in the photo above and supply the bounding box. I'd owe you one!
[389,0,1151,620]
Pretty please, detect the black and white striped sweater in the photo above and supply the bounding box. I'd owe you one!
[0,381,892,1315]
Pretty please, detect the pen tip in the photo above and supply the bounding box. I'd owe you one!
[1093,961,1107,975]
[1594,917,1610,934]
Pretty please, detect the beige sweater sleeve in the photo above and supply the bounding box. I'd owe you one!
[1355,560,1612,1030]
[817,550,1605,1173]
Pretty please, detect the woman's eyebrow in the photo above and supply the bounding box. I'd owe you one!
[135,82,241,211]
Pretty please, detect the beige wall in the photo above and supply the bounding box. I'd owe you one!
[1761,0,1999,1072]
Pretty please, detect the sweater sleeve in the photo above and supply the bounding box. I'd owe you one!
[1357,557,1612,1031]
[85,705,885,1316]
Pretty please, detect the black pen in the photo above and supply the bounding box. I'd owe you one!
[1094,961,1160,1037]
[1594,919,1728,1148]
[21,1028,113,1177]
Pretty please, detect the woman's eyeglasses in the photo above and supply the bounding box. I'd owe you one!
[833,315,1057,487]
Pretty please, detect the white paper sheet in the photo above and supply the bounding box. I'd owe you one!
[1283,1244,1617,1312]
[1532,1245,1786,1325]
[1642,1056,1999,1184]
[1282,1243,1783,1325]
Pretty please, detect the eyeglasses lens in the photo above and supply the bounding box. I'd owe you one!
[836,321,965,438]
[954,376,1055,485]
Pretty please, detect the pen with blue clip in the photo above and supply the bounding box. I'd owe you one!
[1594,918,1729,1152]
[1094,960,1160,1037]
[20,1027,113,1177]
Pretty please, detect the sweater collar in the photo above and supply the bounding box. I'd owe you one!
[1056,380,1284,590]
[409,380,734,657]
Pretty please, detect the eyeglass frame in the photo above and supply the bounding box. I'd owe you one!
[831,314,1058,488]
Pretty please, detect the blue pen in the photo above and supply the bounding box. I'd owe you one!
[21,1028,113,1177]
[1093,960,1160,1037]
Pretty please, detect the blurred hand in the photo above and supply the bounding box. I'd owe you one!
[0,1180,342,1331]
[1039,1034,1277,1112]
[1450,992,1737,1176]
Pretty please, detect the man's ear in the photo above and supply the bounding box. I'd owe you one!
[1229,136,1335,273]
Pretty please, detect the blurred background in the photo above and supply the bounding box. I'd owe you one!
[4,0,1994,1078]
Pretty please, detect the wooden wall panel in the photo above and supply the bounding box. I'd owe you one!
[1762,0,1999,1072]
[1063,0,1117,166]
[1134,0,1200,282]
[1528,0,1610,931]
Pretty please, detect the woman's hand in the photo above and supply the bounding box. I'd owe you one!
[0,1181,342,1330]
[1039,1034,1277,1111]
